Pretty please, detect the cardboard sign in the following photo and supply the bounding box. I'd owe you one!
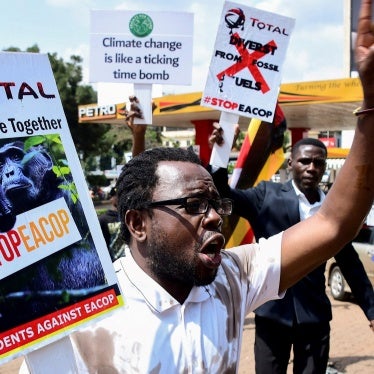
[0,52,124,364]
[89,10,193,85]
[202,2,295,122]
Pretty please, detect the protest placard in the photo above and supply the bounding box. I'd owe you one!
[202,2,295,167]
[0,52,123,366]
[90,10,193,85]
[89,10,194,124]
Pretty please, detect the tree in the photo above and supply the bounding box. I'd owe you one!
[106,123,163,164]
[48,52,111,161]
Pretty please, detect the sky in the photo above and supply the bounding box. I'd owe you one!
[2,0,349,98]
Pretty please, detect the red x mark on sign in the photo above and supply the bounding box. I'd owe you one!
[216,32,277,94]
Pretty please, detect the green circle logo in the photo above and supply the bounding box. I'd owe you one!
[129,13,153,37]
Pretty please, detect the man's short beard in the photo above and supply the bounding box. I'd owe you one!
[147,228,217,287]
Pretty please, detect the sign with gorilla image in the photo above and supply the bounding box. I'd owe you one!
[0,52,124,364]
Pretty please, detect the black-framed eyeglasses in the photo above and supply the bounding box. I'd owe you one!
[147,196,233,216]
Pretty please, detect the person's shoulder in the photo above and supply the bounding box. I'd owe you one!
[262,179,292,190]
[254,180,282,191]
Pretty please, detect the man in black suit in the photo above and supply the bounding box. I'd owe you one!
[210,136,374,373]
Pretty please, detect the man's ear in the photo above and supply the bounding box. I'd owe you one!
[287,157,292,170]
[125,209,147,242]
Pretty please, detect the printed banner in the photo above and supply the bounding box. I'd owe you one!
[0,198,81,279]
[202,2,295,122]
[0,287,119,357]
[0,52,124,364]
[89,10,193,85]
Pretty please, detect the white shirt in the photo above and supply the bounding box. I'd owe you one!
[70,233,283,373]
[292,180,325,221]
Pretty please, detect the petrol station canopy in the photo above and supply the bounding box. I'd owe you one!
[78,77,362,132]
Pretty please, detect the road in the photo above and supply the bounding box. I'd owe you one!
[238,294,374,374]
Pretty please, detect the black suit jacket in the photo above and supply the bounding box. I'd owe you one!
[213,171,374,326]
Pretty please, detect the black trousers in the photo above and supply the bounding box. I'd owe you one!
[254,315,330,374]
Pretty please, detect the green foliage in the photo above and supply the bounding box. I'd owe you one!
[227,161,236,176]
[236,130,245,149]
[58,182,79,204]
[4,44,40,53]
[23,134,79,204]
[105,125,163,165]
[96,208,107,216]
[283,129,291,152]
[47,52,112,160]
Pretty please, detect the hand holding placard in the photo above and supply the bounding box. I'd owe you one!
[202,1,295,167]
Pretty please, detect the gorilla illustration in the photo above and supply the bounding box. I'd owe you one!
[1,141,60,214]
[0,139,106,330]
[0,184,15,232]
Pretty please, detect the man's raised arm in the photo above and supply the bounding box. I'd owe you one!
[279,0,374,292]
